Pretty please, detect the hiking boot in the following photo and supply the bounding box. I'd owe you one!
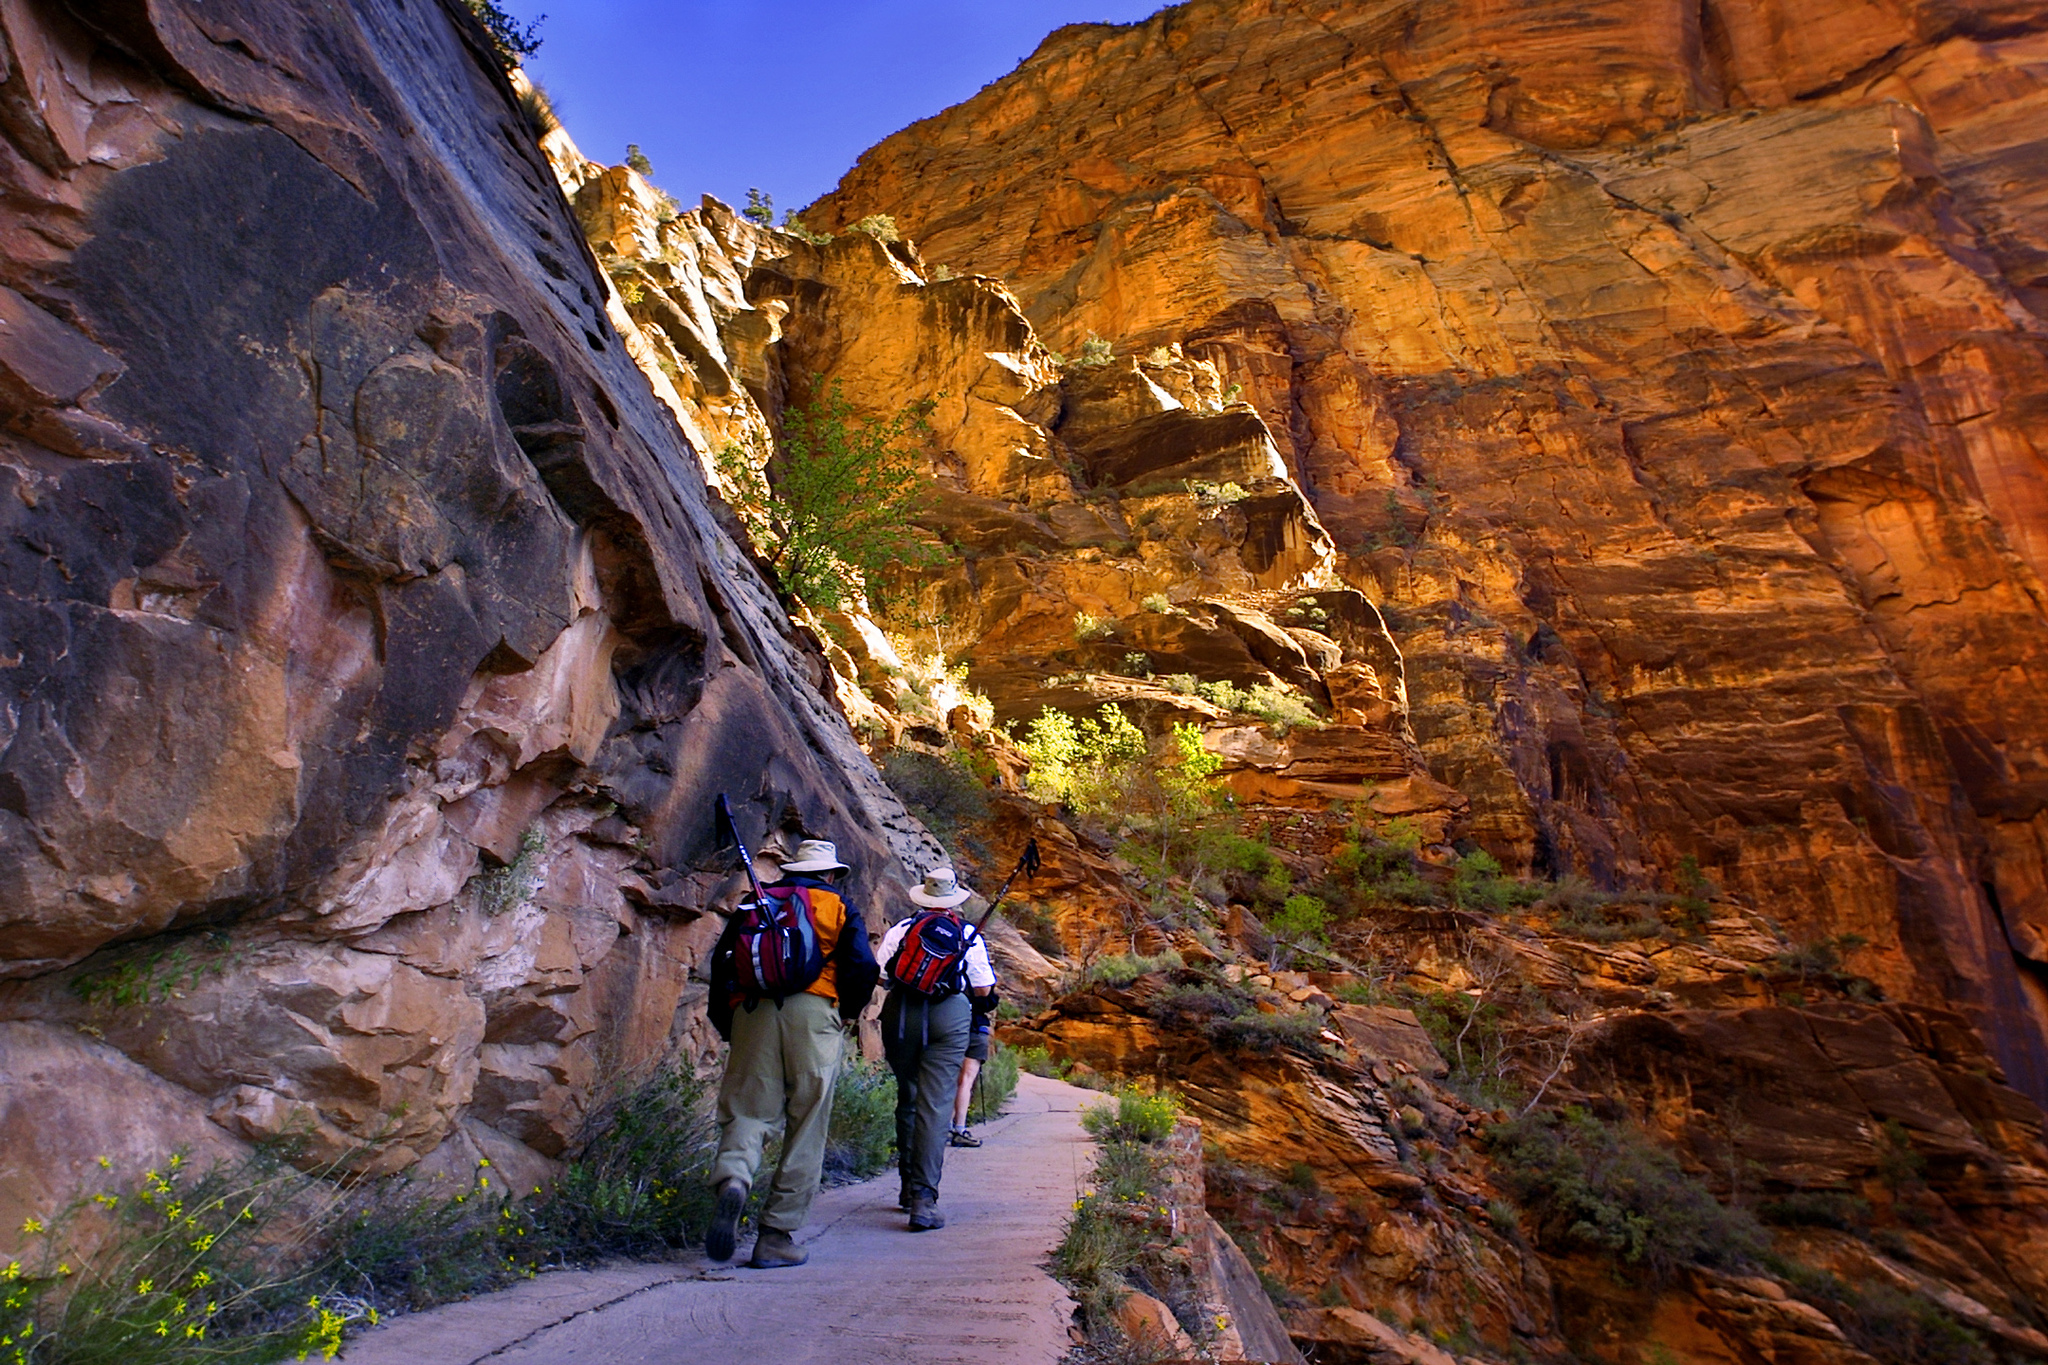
[948,1127,982,1148]
[907,1197,946,1232]
[706,1177,747,1262]
[897,1180,914,1211]
[748,1227,808,1269]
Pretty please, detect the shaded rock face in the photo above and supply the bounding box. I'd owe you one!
[0,0,937,1234]
[808,0,2048,1099]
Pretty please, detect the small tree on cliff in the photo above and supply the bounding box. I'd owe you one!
[463,0,542,70]
[715,383,938,612]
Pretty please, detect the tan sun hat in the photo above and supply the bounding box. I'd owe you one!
[780,839,850,874]
[908,866,972,909]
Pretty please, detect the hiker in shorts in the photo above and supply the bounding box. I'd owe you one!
[947,965,1000,1149]
[707,838,879,1268]
[877,867,997,1231]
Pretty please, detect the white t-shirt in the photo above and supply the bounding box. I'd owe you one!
[878,913,997,990]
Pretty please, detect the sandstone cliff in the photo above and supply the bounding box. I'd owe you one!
[808,0,2048,1104]
[0,0,940,1233]
[4,2,2048,1363]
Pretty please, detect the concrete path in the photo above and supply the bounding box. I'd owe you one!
[340,1072,1097,1365]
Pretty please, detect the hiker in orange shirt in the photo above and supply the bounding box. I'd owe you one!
[706,839,879,1268]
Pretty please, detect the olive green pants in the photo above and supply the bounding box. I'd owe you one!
[711,992,844,1234]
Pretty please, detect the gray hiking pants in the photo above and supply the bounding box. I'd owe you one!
[881,989,970,1202]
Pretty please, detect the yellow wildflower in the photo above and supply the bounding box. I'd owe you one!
[18,1219,42,1236]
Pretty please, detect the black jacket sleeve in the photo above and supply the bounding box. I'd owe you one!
[835,899,881,1023]
[708,912,742,1043]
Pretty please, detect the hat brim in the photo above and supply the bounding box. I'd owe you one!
[908,887,971,908]
[780,857,850,874]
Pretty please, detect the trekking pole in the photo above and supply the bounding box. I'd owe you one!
[972,838,1041,931]
[715,793,768,907]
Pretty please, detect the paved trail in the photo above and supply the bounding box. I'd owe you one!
[340,1073,1096,1365]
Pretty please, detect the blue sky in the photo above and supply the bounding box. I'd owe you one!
[499,1,1164,215]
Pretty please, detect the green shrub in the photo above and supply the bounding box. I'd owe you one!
[5,1152,361,1364]
[1271,893,1330,946]
[1210,1007,1328,1056]
[713,383,938,612]
[528,1058,722,1259]
[1486,1107,1765,1281]
[849,214,900,243]
[1082,1086,1181,1145]
[1244,684,1321,735]
[1556,904,1671,942]
[4,1060,743,1363]
[879,749,990,849]
[463,0,542,70]
[1140,593,1173,614]
[741,188,773,226]
[1016,705,1146,809]
[779,211,833,244]
[1074,335,1113,367]
[515,82,561,139]
[1776,1261,1991,1365]
[823,1054,897,1180]
[1757,1190,1871,1230]
[1451,850,1508,911]
[1073,610,1116,642]
[1205,831,1285,880]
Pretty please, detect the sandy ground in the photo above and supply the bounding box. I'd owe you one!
[338,1071,1096,1365]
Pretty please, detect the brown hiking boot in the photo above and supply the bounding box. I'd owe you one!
[706,1177,747,1262]
[907,1197,945,1231]
[748,1227,808,1268]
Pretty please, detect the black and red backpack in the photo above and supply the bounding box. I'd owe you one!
[887,910,976,998]
[726,883,832,1001]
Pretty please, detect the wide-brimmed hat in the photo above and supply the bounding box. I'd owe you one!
[780,839,850,874]
[909,867,972,908]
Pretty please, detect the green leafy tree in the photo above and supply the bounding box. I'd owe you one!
[1271,893,1330,948]
[742,188,774,226]
[464,0,543,70]
[624,143,654,177]
[850,214,900,243]
[714,385,937,611]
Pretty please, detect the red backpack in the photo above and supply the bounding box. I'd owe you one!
[728,883,831,1001]
[887,910,976,998]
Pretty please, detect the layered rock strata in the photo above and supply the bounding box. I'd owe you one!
[808,0,2048,1101]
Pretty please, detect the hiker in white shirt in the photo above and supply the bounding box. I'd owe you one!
[877,868,997,1231]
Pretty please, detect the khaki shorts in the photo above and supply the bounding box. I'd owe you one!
[965,1018,992,1063]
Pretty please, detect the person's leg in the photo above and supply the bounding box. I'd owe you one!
[951,1056,981,1129]
[953,1020,990,1136]
[709,1000,785,1259]
[907,993,970,1214]
[880,993,921,1195]
[712,1001,785,1190]
[758,992,844,1236]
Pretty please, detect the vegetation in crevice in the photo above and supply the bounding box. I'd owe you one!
[714,383,939,612]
